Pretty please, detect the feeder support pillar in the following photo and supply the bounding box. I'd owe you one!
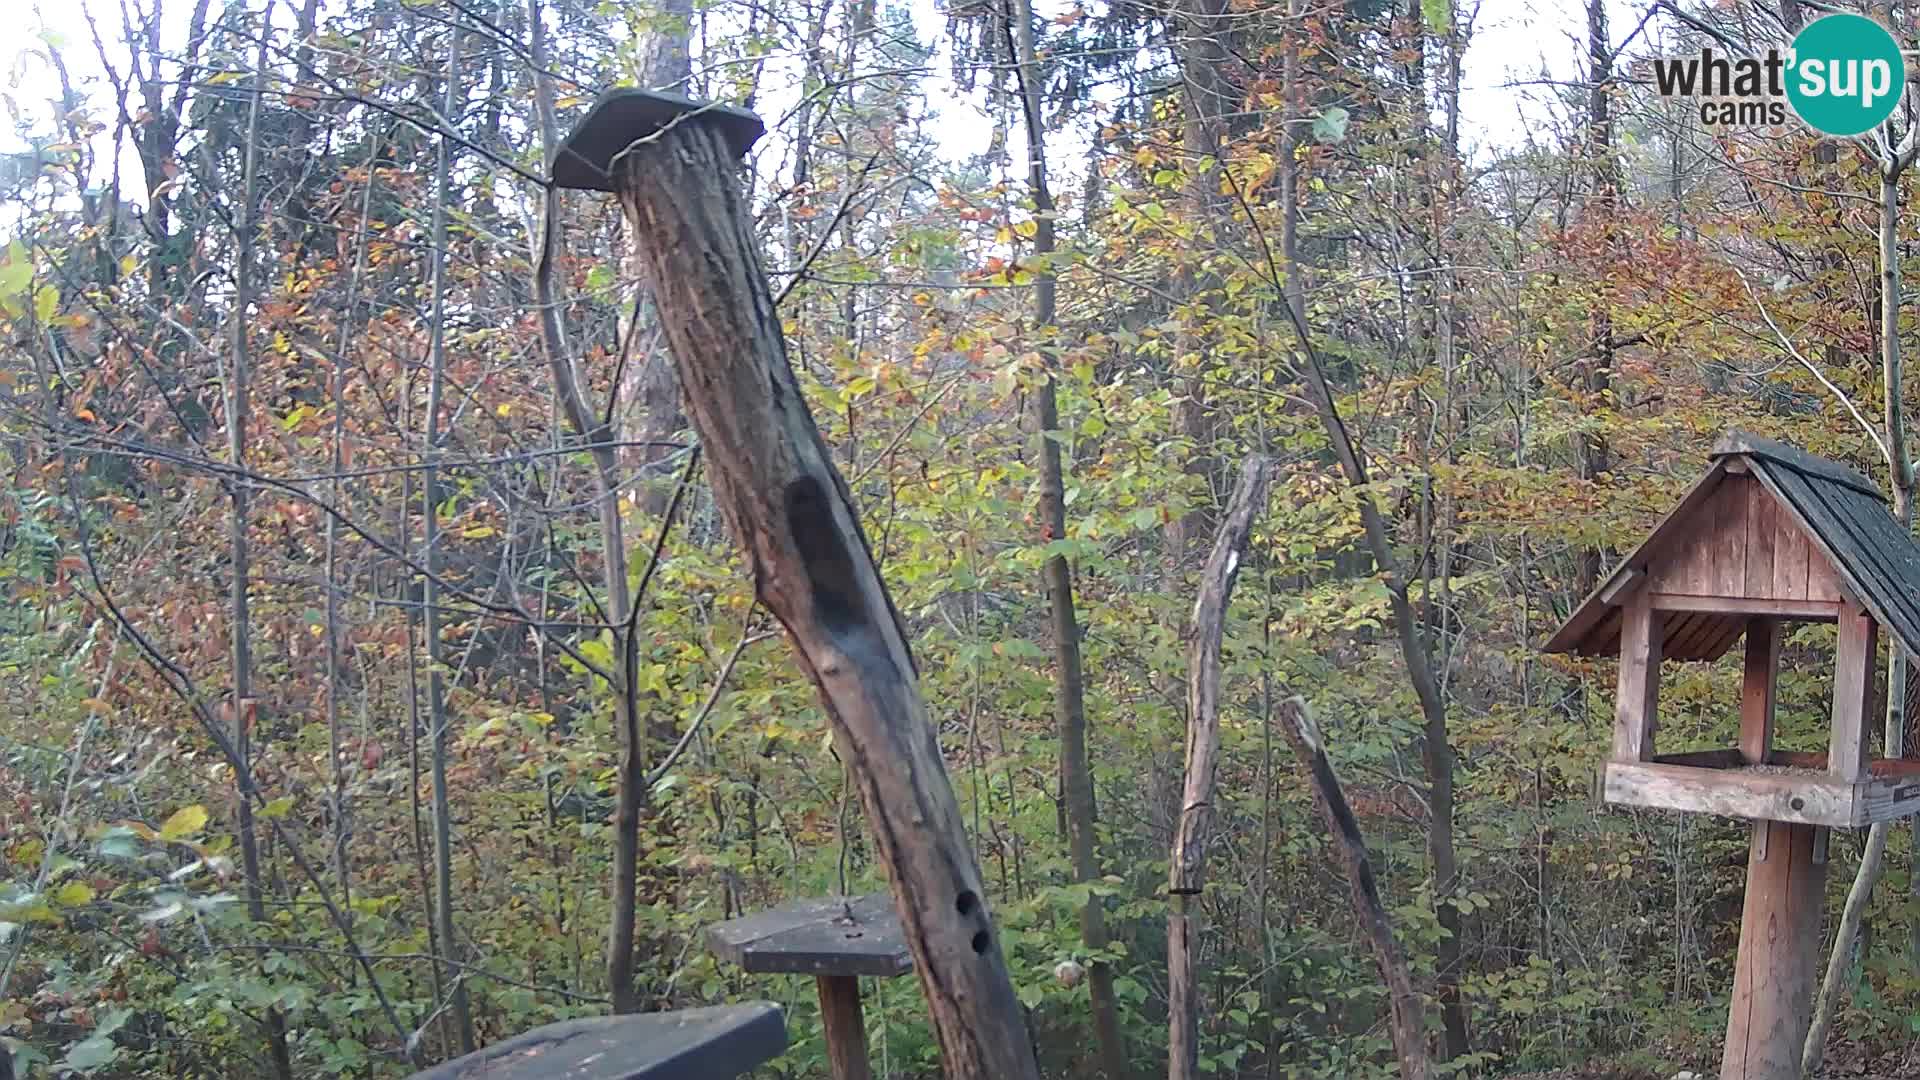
[1722,819,1826,1080]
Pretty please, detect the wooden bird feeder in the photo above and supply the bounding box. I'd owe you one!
[1546,431,1920,1080]
[706,894,913,1080]
[406,1003,787,1080]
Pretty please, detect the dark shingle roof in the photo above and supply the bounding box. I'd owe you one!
[1731,432,1920,658]
[1543,430,1920,662]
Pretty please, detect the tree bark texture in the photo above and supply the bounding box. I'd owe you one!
[610,119,1041,1080]
[1169,455,1274,1080]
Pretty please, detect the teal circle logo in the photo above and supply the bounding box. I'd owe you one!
[1786,14,1905,136]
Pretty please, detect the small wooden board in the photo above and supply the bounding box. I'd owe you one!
[406,1003,786,1080]
[706,894,913,978]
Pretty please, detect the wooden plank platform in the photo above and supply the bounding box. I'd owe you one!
[406,1003,786,1080]
[1606,756,1920,827]
[706,893,912,978]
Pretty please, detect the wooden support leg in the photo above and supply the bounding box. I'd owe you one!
[1739,619,1779,765]
[1613,590,1662,762]
[817,975,872,1080]
[1721,819,1826,1080]
[1830,607,1878,781]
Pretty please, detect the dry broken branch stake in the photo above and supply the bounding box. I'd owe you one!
[1169,454,1273,1080]
[556,91,1042,1080]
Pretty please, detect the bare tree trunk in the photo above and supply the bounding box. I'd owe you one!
[1576,0,1616,598]
[1275,698,1430,1080]
[325,131,382,933]
[1164,0,1232,562]
[624,0,695,517]
[527,0,652,1013]
[223,10,293,1077]
[1169,456,1273,1080]
[1806,144,1919,1076]
[607,110,1041,1080]
[1005,1,1126,1073]
[421,19,477,1054]
[1277,105,1463,1063]
[1412,0,1466,1060]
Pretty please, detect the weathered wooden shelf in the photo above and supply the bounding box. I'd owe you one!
[706,894,912,1080]
[1606,749,1920,827]
[406,1002,786,1080]
[706,893,912,978]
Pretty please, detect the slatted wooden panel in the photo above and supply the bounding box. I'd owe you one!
[1647,474,1839,603]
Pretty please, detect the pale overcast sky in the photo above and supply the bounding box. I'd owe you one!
[3,0,1610,205]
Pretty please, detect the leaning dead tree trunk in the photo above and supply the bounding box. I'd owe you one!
[554,93,1042,1080]
[1169,455,1274,1080]
[1274,697,1430,1080]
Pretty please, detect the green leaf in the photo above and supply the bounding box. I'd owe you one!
[60,1035,118,1073]
[33,285,57,323]
[1312,107,1350,144]
[51,882,94,908]
[1420,0,1451,32]
[577,638,614,672]
[260,797,295,820]
[158,805,208,842]
[0,258,29,299]
[96,826,140,858]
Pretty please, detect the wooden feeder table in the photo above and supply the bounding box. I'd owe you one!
[405,1002,787,1080]
[1547,431,1920,1080]
[706,894,914,1080]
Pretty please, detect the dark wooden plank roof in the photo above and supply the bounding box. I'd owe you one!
[706,893,912,978]
[1544,430,1920,662]
[406,1003,786,1080]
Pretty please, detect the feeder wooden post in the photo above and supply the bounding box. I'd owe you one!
[1612,589,1660,762]
[1721,820,1826,1080]
[1830,605,1878,782]
[553,91,1040,1080]
[817,975,873,1080]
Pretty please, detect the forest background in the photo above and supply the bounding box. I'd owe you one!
[2,0,1917,1075]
